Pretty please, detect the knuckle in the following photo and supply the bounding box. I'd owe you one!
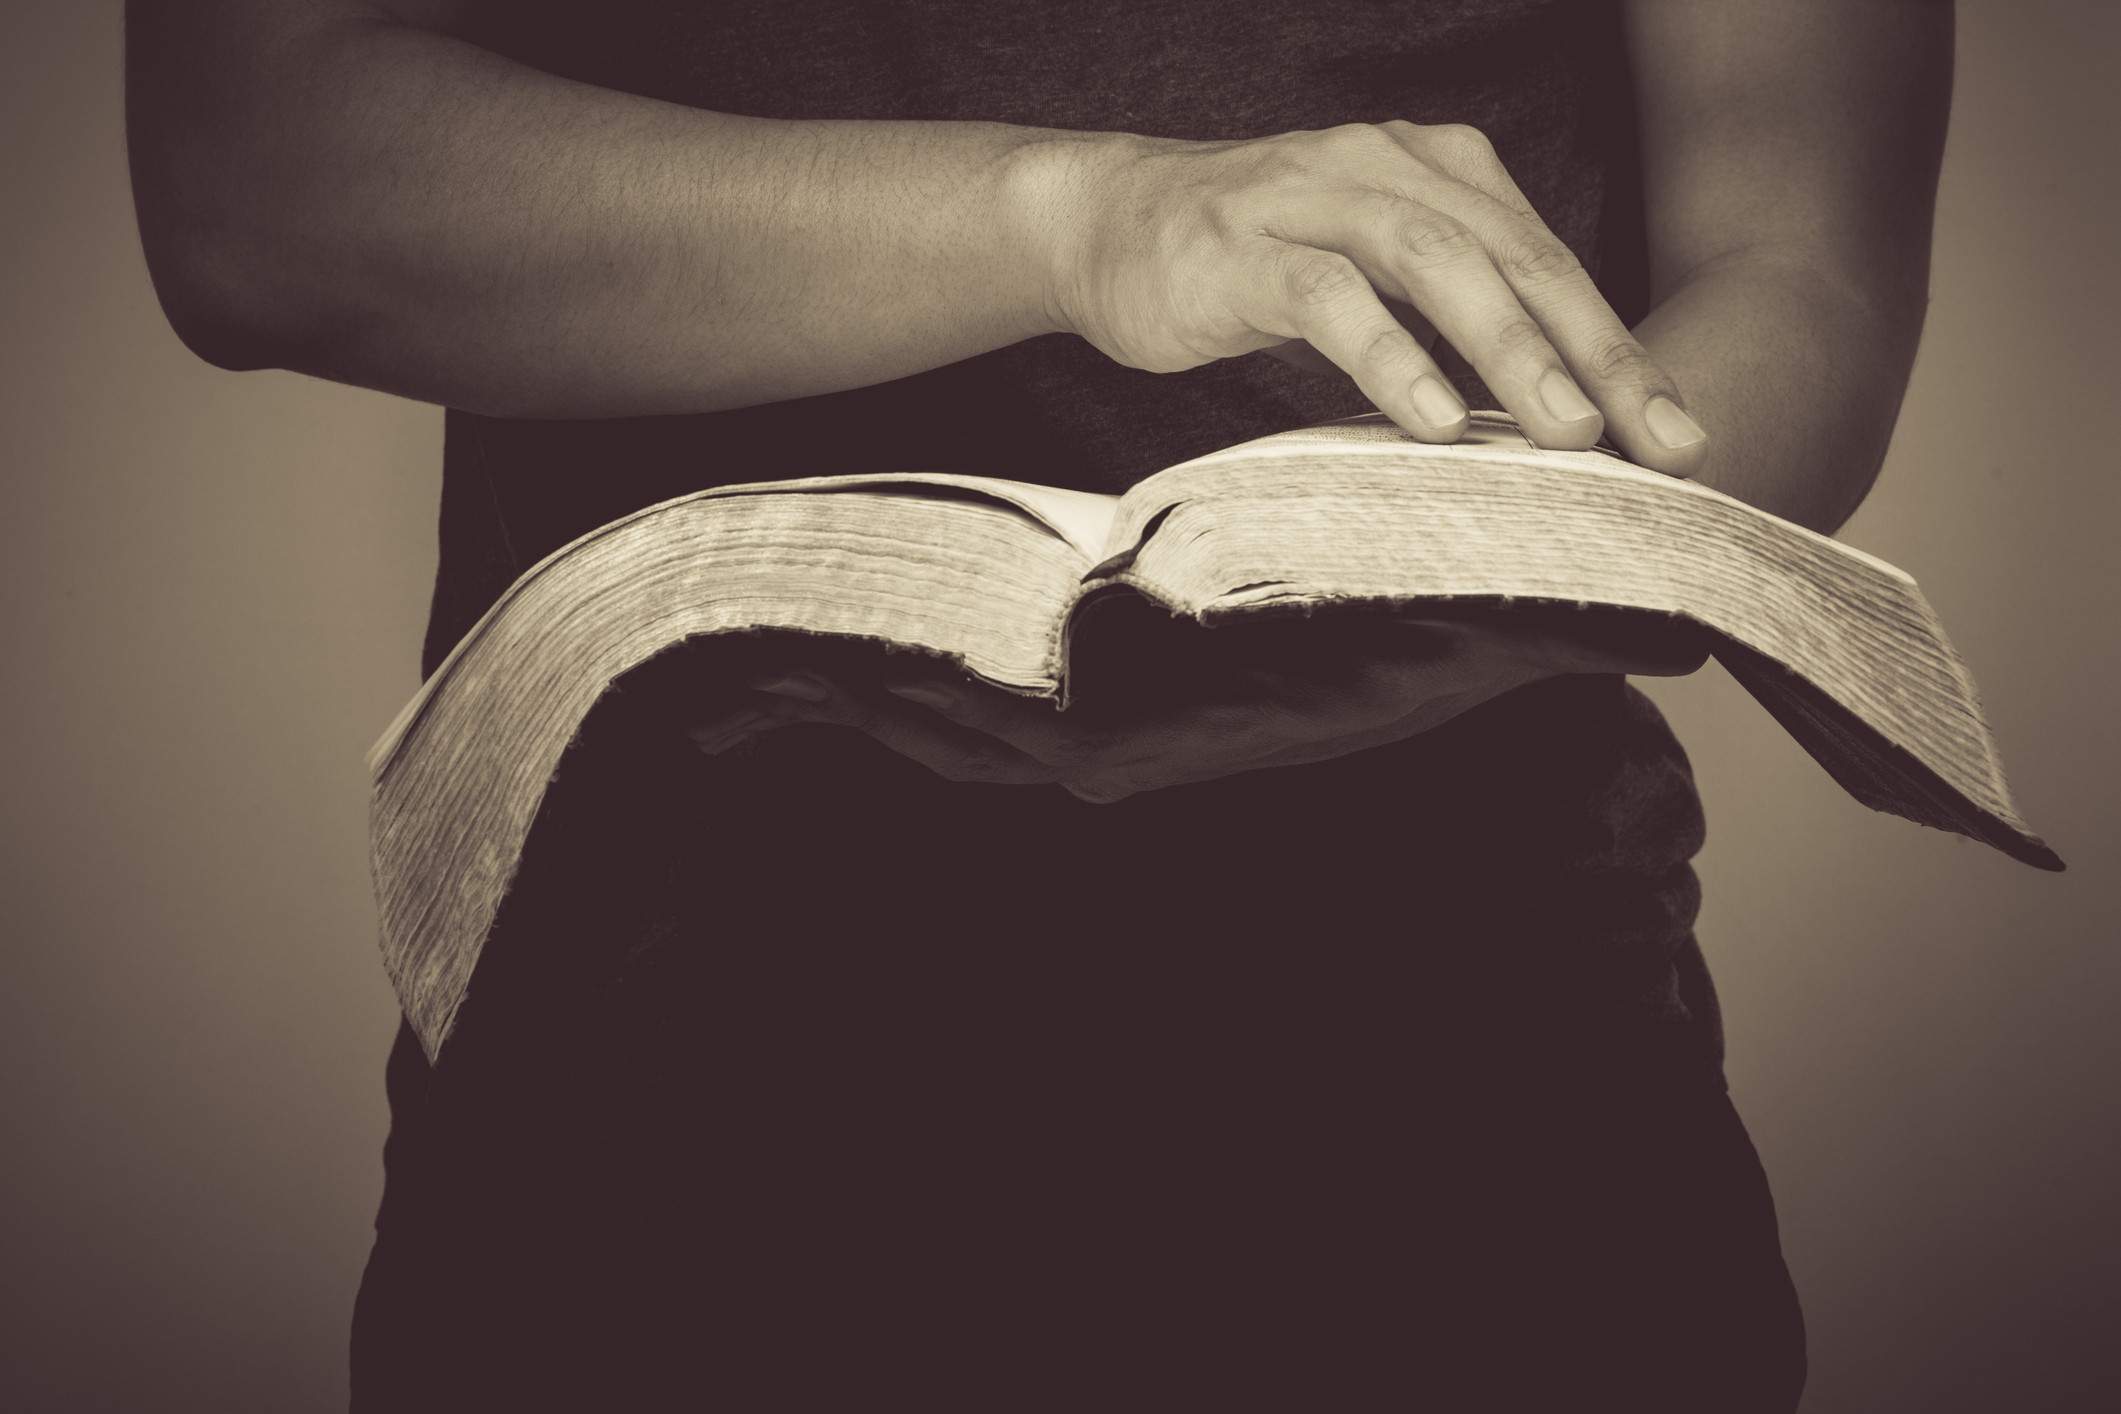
[1486,312,1550,356]
[1199,186,1257,241]
[1252,148,1327,198]
[1358,323,1416,371]
[1281,250,1362,308]
[1258,125,1377,188]
[1496,233,1582,286]
[1432,122,1493,150]
[1582,335,1665,390]
[838,701,890,734]
[1392,212,1483,266]
[1426,122,1499,168]
[1318,122,1405,162]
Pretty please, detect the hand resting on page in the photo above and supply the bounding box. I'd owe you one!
[1054,120,1711,474]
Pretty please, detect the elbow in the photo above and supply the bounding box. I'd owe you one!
[135,216,519,415]
[150,297,279,376]
[126,23,342,376]
[135,217,307,374]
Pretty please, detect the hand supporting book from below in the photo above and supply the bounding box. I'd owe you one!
[370,416,2059,1061]
[690,605,1712,804]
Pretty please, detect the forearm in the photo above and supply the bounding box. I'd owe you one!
[1622,0,1953,534]
[1636,256,1923,533]
[129,13,1085,417]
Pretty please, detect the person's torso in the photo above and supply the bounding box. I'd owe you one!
[428,0,1647,661]
[416,0,1719,1102]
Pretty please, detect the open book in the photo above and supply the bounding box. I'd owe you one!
[370,412,2061,1060]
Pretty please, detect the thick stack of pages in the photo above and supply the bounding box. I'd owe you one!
[369,414,2061,1060]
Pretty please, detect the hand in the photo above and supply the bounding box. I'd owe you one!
[1043,122,1711,473]
[685,611,1710,803]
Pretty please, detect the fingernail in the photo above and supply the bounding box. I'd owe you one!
[1644,396,1708,450]
[887,684,955,710]
[747,672,830,701]
[1411,375,1466,429]
[1538,368,1599,424]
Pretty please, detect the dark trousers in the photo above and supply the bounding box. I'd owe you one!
[352,1015,1802,1413]
[353,674,1804,1411]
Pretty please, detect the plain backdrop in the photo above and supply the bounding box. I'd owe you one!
[2,3,2114,1410]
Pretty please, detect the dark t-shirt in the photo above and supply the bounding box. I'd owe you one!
[423,0,1650,665]
[418,0,1718,1080]
[415,0,1720,1101]
[354,6,1802,1409]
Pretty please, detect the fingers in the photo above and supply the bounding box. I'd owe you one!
[1256,337,1343,378]
[1288,189,1612,457]
[1409,129,1708,473]
[683,703,789,755]
[1314,192,1605,451]
[1246,246,1471,442]
[1266,123,1711,474]
[734,634,1568,804]
[745,670,1060,786]
[883,665,1307,797]
[876,671,1192,802]
[1079,123,1706,468]
[1414,183,1710,475]
[878,655,1457,793]
[748,664,1352,803]
[1258,303,1440,380]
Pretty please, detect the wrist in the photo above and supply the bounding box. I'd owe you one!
[997,128,1153,342]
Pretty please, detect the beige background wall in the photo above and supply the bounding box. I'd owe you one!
[3,3,2113,1409]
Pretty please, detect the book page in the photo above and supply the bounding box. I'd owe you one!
[371,486,1094,1056]
[1096,445,2050,870]
[369,411,2059,1065]
[1096,411,1636,572]
[368,471,1119,774]
[761,473,1122,561]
